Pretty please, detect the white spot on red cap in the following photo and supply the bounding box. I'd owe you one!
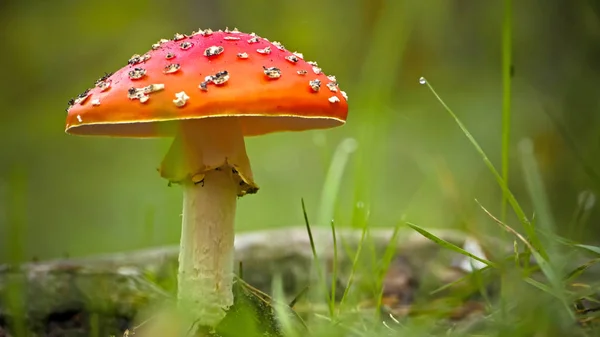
[152,39,169,50]
[272,41,285,50]
[285,55,299,63]
[328,96,340,103]
[179,42,193,50]
[224,36,241,41]
[128,68,146,80]
[341,91,348,101]
[326,82,338,92]
[95,74,112,91]
[256,46,271,55]
[309,79,321,92]
[204,46,224,57]
[263,66,281,79]
[247,37,259,44]
[128,84,165,103]
[210,71,230,85]
[96,81,111,91]
[73,90,90,105]
[297,70,308,75]
[128,53,151,65]
[173,33,186,41]
[192,28,213,36]
[76,115,83,122]
[173,91,190,107]
[163,63,181,74]
[165,52,175,60]
[91,99,100,106]
[237,52,249,59]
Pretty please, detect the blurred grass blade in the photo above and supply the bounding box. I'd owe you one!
[318,137,358,228]
[569,190,596,239]
[477,200,573,317]
[339,224,369,309]
[272,274,301,337]
[329,219,338,318]
[375,220,404,314]
[406,222,496,268]
[564,258,600,282]
[301,198,331,306]
[289,286,309,308]
[421,78,544,256]
[573,244,600,255]
[518,139,557,238]
[549,232,600,256]
[518,138,573,315]
[524,278,559,299]
[501,0,513,222]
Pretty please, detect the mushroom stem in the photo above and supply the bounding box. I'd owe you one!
[159,118,257,327]
[178,170,236,326]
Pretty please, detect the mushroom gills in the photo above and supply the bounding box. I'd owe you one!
[159,117,258,196]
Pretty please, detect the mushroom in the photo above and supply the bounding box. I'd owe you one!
[64,28,349,327]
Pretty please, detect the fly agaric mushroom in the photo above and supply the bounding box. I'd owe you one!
[64,28,348,327]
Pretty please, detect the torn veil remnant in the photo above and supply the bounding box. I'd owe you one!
[64,28,349,328]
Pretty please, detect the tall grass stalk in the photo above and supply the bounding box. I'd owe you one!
[501,0,513,323]
[501,0,513,222]
[419,77,545,258]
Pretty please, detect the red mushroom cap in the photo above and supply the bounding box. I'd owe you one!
[65,28,348,138]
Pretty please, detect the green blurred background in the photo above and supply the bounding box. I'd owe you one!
[1,0,599,262]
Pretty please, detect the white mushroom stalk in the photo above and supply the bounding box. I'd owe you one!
[160,117,256,327]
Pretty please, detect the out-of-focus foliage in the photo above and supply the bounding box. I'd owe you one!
[1,0,599,262]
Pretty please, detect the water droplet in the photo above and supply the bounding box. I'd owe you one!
[419,77,426,85]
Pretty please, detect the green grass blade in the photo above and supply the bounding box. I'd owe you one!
[518,138,572,314]
[420,78,544,256]
[573,244,600,255]
[548,232,600,256]
[406,222,496,268]
[518,139,558,239]
[375,220,404,315]
[477,200,574,318]
[301,198,331,308]
[272,274,301,337]
[564,258,600,282]
[339,224,369,309]
[318,137,358,228]
[501,0,513,222]
[329,219,338,318]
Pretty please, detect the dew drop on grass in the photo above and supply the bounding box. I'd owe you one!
[419,77,426,85]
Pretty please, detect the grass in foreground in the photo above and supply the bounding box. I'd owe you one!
[3,78,600,337]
